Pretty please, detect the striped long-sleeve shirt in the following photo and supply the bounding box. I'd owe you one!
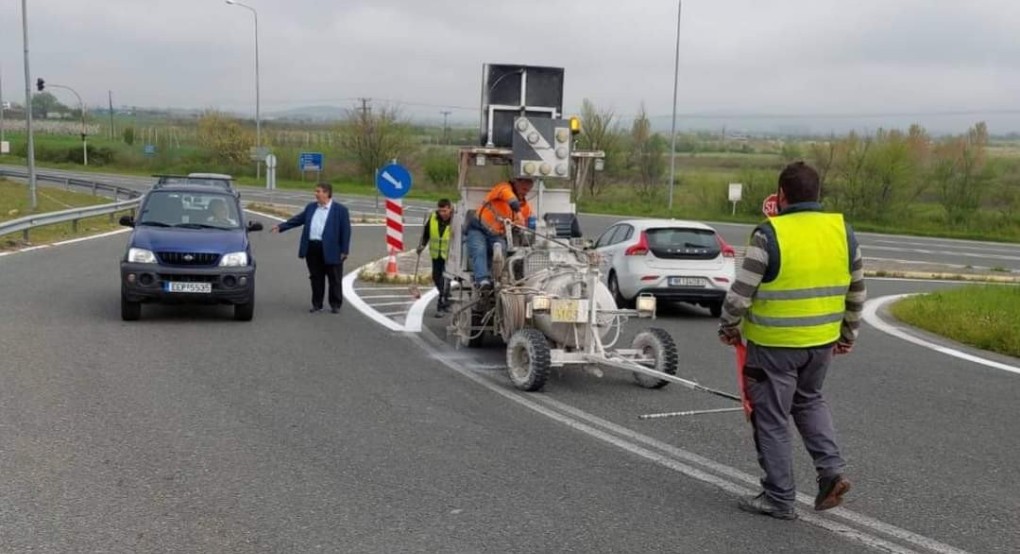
[719,208,867,345]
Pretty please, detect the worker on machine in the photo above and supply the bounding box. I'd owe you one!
[465,176,534,289]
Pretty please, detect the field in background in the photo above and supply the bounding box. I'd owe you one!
[2,114,1020,243]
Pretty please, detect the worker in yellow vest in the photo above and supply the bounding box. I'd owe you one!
[718,162,867,520]
[416,199,454,316]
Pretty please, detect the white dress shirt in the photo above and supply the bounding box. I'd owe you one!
[309,200,332,241]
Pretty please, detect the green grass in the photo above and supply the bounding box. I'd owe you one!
[891,285,1020,358]
[0,179,131,249]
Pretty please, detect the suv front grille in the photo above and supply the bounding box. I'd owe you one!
[157,252,219,266]
[157,274,219,283]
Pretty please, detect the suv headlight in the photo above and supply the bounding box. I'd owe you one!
[219,251,249,267]
[127,247,157,264]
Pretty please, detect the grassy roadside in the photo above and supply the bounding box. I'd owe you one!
[891,285,1020,358]
[0,179,132,251]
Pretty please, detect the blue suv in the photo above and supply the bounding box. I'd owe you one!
[119,184,263,321]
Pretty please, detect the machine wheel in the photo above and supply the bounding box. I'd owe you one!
[631,328,678,389]
[506,328,551,392]
[709,301,723,318]
[121,295,141,321]
[234,298,255,321]
[608,272,634,309]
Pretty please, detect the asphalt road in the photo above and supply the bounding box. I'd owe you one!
[1,165,1018,552]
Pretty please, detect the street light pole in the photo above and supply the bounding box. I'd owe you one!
[21,0,37,210]
[48,83,87,166]
[226,0,261,181]
[667,0,683,211]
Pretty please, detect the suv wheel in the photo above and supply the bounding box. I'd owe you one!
[234,297,255,321]
[121,295,141,321]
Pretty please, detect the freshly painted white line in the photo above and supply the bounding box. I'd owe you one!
[863,295,1020,376]
[379,311,409,317]
[404,289,438,333]
[540,396,966,554]
[342,264,404,332]
[368,300,417,308]
[356,294,419,299]
[409,333,961,554]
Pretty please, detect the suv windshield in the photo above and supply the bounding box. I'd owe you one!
[138,191,241,230]
[646,227,720,260]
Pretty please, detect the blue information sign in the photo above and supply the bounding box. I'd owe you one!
[376,162,412,199]
[143,144,156,156]
[299,152,324,172]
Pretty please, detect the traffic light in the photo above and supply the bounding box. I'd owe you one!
[36,78,45,92]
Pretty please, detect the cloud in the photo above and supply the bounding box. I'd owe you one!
[1,0,1017,133]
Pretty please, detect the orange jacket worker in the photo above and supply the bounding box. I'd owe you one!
[466,177,534,288]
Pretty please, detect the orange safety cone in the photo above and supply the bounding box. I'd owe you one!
[385,249,398,278]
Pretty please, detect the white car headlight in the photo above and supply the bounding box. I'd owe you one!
[219,251,249,267]
[127,248,157,264]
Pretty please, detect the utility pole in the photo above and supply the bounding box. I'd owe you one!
[108,90,115,140]
[21,0,37,210]
[440,110,451,144]
[358,97,371,121]
[1,65,6,146]
[667,0,683,211]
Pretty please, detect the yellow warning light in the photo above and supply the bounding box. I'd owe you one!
[569,116,582,134]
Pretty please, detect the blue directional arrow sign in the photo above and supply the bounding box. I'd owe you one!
[376,162,412,199]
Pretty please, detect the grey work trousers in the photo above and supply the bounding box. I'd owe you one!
[744,341,846,509]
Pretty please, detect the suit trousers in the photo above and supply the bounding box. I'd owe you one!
[305,241,343,309]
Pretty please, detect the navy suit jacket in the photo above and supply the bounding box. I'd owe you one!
[279,201,352,265]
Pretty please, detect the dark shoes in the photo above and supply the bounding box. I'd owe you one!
[815,474,851,511]
[309,307,323,313]
[330,307,341,314]
[738,493,798,520]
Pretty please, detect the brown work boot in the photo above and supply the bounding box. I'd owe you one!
[815,474,851,511]
[738,492,798,520]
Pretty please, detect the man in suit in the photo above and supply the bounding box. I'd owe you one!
[272,183,352,313]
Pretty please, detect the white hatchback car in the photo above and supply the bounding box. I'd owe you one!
[593,219,737,316]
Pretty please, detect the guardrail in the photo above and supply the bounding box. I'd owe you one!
[0,169,143,241]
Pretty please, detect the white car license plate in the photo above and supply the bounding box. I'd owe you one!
[669,277,705,287]
[165,281,212,293]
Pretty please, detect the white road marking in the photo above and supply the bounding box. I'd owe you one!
[0,228,131,258]
[863,294,1020,376]
[407,331,968,554]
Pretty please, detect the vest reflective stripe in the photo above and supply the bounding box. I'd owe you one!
[742,212,851,347]
[746,312,845,327]
[428,213,451,260]
[754,285,850,300]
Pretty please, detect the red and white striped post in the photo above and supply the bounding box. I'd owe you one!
[385,198,403,277]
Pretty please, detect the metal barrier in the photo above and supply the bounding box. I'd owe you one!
[0,168,143,241]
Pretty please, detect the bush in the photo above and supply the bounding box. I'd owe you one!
[422,150,458,188]
[123,126,135,146]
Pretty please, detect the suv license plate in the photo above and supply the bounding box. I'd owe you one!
[166,281,212,293]
[669,277,705,287]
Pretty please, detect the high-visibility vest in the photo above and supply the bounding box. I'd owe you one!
[478,182,531,235]
[742,212,852,348]
[428,212,451,260]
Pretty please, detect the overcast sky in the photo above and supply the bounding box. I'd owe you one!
[2,0,1019,133]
